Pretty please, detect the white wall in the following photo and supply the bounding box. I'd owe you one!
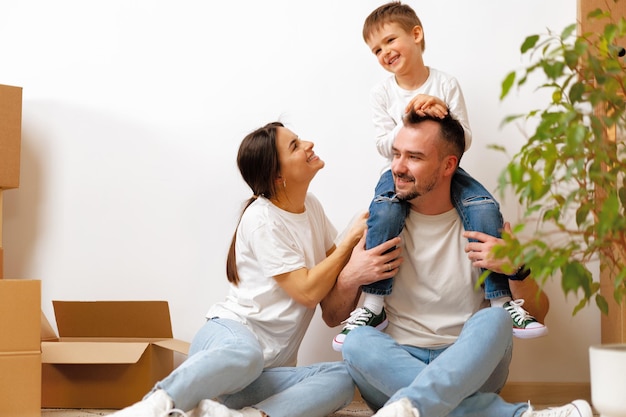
[1,0,597,382]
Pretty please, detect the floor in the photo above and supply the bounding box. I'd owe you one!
[40,399,600,417]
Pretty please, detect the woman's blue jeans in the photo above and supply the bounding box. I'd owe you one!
[342,308,529,417]
[365,168,512,300]
[150,318,355,417]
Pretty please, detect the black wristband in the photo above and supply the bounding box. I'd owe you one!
[509,264,531,281]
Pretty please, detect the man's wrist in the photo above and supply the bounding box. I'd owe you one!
[508,264,531,281]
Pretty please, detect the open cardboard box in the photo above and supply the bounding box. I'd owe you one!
[41,300,190,409]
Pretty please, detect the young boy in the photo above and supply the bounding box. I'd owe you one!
[332,1,547,351]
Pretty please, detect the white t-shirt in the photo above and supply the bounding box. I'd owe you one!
[370,67,472,173]
[206,194,337,368]
[384,207,488,348]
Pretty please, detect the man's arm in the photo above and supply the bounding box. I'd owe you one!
[463,221,549,322]
[320,232,402,327]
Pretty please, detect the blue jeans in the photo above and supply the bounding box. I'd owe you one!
[150,318,355,417]
[365,168,512,299]
[342,308,529,417]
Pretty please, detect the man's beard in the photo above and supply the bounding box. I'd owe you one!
[394,173,437,201]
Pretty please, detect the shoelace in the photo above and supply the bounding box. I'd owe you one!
[525,401,580,417]
[163,408,190,417]
[506,299,535,325]
[341,307,374,330]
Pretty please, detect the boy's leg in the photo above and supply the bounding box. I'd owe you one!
[451,168,547,338]
[364,169,409,297]
[332,170,407,351]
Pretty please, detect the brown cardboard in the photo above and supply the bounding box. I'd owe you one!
[1,188,3,248]
[0,247,3,280]
[0,84,22,189]
[0,353,41,417]
[0,280,41,352]
[41,300,190,409]
[0,279,42,417]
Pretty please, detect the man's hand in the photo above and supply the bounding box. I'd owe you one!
[463,222,515,274]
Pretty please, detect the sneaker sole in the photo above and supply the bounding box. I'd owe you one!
[513,326,548,339]
[332,319,389,352]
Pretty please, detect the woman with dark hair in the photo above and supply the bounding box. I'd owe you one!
[111,122,372,417]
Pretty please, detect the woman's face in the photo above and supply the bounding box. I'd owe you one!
[275,126,324,188]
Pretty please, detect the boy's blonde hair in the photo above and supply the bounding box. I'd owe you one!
[362,1,426,52]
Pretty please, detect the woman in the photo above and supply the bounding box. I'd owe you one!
[112,122,366,417]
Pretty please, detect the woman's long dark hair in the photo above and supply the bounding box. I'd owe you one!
[226,122,284,285]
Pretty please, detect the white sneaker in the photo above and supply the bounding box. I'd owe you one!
[373,398,420,417]
[109,389,177,417]
[189,399,261,417]
[521,400,593,417]
[504,299,548,339]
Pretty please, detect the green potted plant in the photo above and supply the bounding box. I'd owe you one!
[494,5,626,416]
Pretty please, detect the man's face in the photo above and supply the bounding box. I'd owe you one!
[391,121,445,202]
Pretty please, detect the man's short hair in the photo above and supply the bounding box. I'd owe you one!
[402,110,465,162]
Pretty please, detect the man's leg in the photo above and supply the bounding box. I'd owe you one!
[342,325,429,412]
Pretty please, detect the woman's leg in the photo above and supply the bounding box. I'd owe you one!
[155,318,264,411]
[220,362,355,417]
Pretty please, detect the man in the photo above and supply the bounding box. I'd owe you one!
[321,110,591,417]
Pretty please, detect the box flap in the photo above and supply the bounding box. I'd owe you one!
[41,341,149,364]
[53,300,173,338]
[154,339,190,355]
[41,311,59,342]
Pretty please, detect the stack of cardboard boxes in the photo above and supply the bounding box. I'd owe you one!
[0,84,43,417]
[0,84,190,414]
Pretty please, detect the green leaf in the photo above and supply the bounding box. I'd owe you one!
[521,35,540,53]
[595,294,609,315]
[501,71,516,100]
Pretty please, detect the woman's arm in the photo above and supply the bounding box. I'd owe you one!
[274,213,368,309]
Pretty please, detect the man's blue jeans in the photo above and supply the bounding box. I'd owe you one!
[365,168,512,300]
[150,318,355,417]
[342,308,530,417]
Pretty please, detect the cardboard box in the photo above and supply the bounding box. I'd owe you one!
[0,280,41,352]
[41,300,190,409]
[0,247,3,279]
[0,353,41,417]
[0,279,42,417]
[0,84,22,189]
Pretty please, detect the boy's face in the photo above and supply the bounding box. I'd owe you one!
[365,22,423,75]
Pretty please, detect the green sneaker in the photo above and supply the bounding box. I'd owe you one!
[504,299,548,339]
[332,307,388,351]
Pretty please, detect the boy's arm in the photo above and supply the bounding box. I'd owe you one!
[371,84,403,161]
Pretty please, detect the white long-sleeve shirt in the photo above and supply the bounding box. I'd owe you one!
[371,67,472,172]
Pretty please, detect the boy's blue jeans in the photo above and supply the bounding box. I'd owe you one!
[342,307,529,417]
[149,318,355,417]
[365,168,512,300]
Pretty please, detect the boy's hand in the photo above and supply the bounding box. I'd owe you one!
[405,94,448,118]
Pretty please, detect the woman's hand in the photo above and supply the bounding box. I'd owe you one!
[337,211,368,250]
